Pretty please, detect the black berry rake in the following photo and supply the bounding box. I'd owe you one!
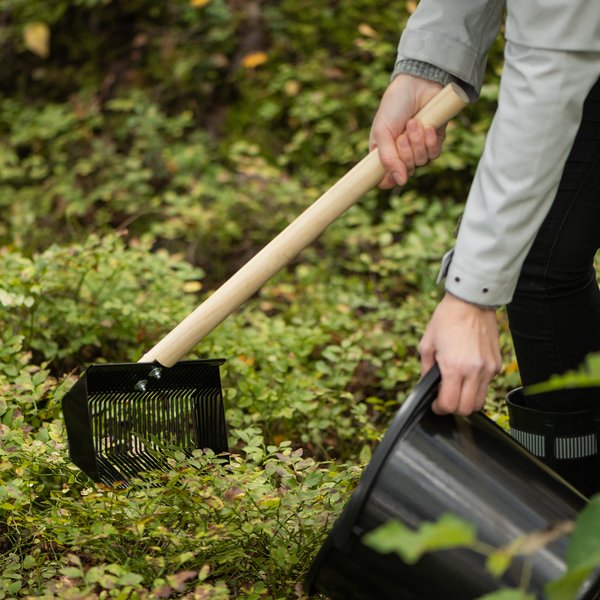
[62,83,468,485]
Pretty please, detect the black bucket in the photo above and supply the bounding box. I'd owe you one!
[306,366,600,599]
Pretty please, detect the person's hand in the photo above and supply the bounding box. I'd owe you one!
[370,75,446,189]
[419,293,502,415]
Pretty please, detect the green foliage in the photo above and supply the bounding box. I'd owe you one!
[477,591,535,600]
[525,352,600,395]
[0,432,360,598]
[544,496,600,600]
[0,233,202,366]
[363,513,477,564]
[364,507,600,600]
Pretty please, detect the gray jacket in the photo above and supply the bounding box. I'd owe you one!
[394,0,600,307]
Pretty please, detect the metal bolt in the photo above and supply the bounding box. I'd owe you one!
[135,379,148,392]
[149,367,163,380]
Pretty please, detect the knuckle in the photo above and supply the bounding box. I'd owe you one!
[442,358,466,376]
[470,357,485,372]
[417,340,431,357]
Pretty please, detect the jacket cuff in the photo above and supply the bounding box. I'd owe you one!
[397,29,484,100]
[391,59,458,87]
[444,257,512,308]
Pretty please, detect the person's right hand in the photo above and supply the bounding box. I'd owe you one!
[370,75,447,188]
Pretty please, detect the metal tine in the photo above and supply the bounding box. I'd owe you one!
[175,391,184,447]
[128,391,165,472]
[194,386,206,448]
[95,457,122,486]
[201,388,216,448]
[187,391,195,447]
[174,390,183,446]
[177,390,188,447]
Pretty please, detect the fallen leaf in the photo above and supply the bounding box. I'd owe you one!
[358,23,378,38]
[23,22,50,59]
[183,280,202,293]
[284,80,300,96]
[242,52,268,69]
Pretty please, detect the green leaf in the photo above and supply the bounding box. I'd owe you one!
[22,555,37,569]
[486,549,513,578]
[363,514,477,564]
[60,566,83,578]
[302,470,323,488]
[567,495,600,570]
[545,500,600,600]
[117,572,144,586]
[477,589,535,600]
[358,444,372,464]
[526,353,600,395]
[545,565,596,600]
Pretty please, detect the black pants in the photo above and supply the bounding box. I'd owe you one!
[507,76,600,411]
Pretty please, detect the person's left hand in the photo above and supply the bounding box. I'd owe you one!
[419,293,503,415]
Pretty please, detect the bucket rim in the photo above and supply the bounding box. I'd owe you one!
[507,386,600,418]
[305,365,441,593]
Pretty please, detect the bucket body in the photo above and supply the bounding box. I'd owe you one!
[306,367,600,599]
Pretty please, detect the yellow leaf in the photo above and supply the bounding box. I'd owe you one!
[406,1,417,13]
[284,80,300,97]
[183,281,202,293]
[242,51,268,69]
[190,0,210,6]
[237,354,255,366]
[23,22,50,59]
[505,360,519,374]
[358,23,378,38]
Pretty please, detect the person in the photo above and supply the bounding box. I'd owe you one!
[369,0,600,496]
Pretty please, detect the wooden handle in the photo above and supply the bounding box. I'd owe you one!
[140,83,469,367]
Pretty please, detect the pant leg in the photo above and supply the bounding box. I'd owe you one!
[507,75,600,411]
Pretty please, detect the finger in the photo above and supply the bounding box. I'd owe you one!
[423,125,443,160]
[406,119,428,166]
[420,353,435,379]
[372,133,411,187]
[418,336,435,377]
[431,370,462,415]
[378,172,397,189]
[455,375,485,416]
[436,128,446,149]
[395,134,415,179]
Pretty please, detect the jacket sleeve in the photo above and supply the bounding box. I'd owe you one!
[394,0,505,99]
[445,43,600,307]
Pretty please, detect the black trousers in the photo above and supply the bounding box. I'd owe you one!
[507,76,600,411]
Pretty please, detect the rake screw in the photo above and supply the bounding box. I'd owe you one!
[149,367,163,380]
[135,379,148,392]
